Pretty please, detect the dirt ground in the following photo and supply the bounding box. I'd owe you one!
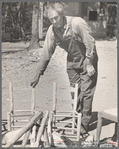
[2,38,117,144]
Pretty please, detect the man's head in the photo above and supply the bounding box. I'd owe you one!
[46,3,65,28]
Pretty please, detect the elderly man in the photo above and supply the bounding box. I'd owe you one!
[31,2,98,142]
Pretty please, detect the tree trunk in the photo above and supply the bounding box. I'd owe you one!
[28,2,40,50]
[39,2,43,39]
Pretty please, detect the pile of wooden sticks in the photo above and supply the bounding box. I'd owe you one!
[5,110,52,148]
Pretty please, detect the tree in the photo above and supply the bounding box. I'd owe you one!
[27,2,40,50]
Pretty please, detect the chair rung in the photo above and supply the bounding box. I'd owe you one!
[53,126,76,130]
[14,119,29,122]
[55,120,73,123]
[11,126,25,128]
[11,114,31,117]
[56,111,73,113]
[14,110,32,112]
[63,134,77,138]
[54,115,78,118]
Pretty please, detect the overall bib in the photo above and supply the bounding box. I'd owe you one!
[53,27,98,134]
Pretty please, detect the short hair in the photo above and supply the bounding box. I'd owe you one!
[45,2,65,18]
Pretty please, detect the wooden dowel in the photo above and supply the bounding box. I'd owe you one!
[30,125,37,147]
[11,114,32,117]
[7,112,11,131]
[53,82,57,127]
[43,126,50,147]
[77,113,81,141]
[55,120,72,123]
[51,111,54,127]
[73,83,78,111]
[9,82,14,127]
[11,126,26,128]
[63,135,77,138]
[72,113,75,134]
[9,82,13,113]
[14,119,29,122]
[14,110,32,112]
[35,111,49,147]
[22,129,31,147]
[56,111,73,113]
[53,82,57,113]
[53,115,78,118]
[53,126,76,130]
[47,116,51,146]
[31,88,35,114]
[6,111,43,148]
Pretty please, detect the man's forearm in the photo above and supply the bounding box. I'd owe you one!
[36,59,50,76]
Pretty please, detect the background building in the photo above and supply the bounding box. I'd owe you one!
[64,2,117,38]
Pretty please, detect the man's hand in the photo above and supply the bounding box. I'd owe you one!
[30,74,40,88]
[86,65,95,77]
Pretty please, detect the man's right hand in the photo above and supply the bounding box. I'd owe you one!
[30,74,40,88]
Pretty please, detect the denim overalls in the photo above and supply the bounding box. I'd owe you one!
[53,26,98,134]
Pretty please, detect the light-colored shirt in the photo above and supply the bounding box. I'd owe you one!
[37,16,96,75]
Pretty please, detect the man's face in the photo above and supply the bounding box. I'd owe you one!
[48,9,64,28]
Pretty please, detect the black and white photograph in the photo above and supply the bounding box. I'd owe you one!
[1,1,118,148]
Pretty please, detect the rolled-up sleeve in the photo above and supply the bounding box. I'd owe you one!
[72,18,95,60]
[36,25,56,75]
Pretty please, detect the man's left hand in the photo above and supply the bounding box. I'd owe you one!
[86,65,95,77]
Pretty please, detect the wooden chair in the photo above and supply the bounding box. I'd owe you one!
[96,108,117,146]
[7,82,35,131]
[51,82,82,141]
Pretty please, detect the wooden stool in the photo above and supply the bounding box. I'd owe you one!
[96,108,117,146]
[52,82,82,141]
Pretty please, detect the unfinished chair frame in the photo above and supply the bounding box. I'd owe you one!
[7,82,35,131]
[51,82,82,141]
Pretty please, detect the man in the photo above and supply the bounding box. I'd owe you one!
[31,2,98,143]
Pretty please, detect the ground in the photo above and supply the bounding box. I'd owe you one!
[2,39,117,146]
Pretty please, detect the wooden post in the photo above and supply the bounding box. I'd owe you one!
[22,129,31,147]
[96,113,103,146]
[73,84,78,111]
[53,82,57,127]
[7,112,11,131]
[47,116,52,146]
[77,113,81,141]
[31,88,35,114]
[9,82,14,113]
[30,125,37,147]
[39,2,43,39]
[9,82,14,127]
[43,126,50,147]
[6,111,43,147]
[34,111,49,147]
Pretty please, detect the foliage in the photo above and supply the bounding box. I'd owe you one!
[2,2,50,42]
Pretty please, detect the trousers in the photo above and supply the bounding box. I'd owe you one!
[66,39,98,135]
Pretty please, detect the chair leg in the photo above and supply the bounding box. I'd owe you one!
[7,112,11,131]
[72,112,75,134]
[77,113,81,141]
[96,113,103,146]
[48,116,52,146]
[53,82,57,127]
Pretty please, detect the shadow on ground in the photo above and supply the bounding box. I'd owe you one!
[89,112,115,132]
